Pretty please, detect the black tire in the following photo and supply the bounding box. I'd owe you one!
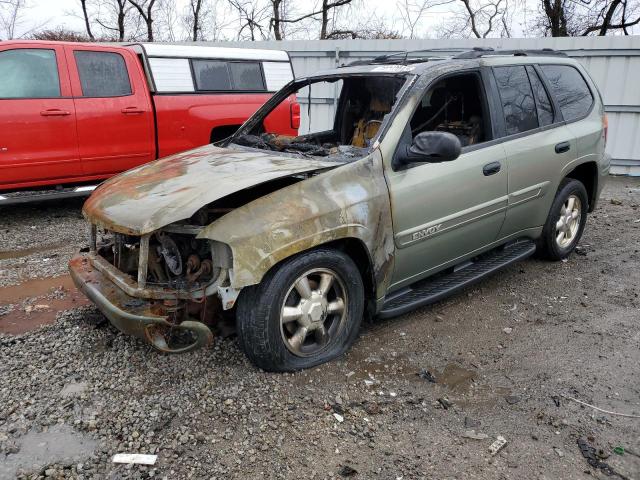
[537,178,589,261]
[236,248,364,372]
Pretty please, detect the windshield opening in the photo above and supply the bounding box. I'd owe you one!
[230,75,408,160]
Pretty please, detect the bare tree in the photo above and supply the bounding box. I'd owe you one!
[128,0,158,41]
[185,0,204,40]
[0,0,26,39]
[537,0,640,37]
[79,0,95,39]
[436,0,511,38]
[228,0,270,40]
[319,0,352,39]
[94,0,134,41]
[397,0,433,38]
[32,27,90,41]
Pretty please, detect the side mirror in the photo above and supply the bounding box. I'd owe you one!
[394,131,462,167]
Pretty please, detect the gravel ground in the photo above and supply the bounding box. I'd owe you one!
[0,176,639,480]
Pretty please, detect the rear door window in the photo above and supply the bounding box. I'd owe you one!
[74,51,132,97]
[526,66,554,127]
[0,49,60,98]
[493,66,538,136]
[540,65,593,121]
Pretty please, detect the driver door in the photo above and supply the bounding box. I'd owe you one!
[385,71,508,291]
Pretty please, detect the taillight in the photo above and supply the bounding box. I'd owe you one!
[603,113,608,145]
[290,101,300,130]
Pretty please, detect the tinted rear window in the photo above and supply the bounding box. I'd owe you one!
[0,49,60,98]
[493,66,538,136]
[75,51,132,97]
[192,60,265,92]
[540,65,593,121]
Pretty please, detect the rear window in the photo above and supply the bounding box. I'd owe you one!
[192,60,265,92]
[74,51,132,97]
[0,49,60,98]
[540,65,593,121]
[493,66,538,136]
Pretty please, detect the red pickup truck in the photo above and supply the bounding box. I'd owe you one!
[0,41,299,202]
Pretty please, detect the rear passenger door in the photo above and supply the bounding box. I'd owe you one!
[0,44,79,189]
[65,46,155,176]
[493,64,577,238]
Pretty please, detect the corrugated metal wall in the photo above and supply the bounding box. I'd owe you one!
[207,37,640,175]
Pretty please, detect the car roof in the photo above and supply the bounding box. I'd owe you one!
[307,49,579,79]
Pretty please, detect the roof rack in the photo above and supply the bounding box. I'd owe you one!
[453,47,567,59]
[345,48,466,67]
[342,47,568,68]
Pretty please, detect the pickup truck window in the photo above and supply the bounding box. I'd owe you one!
[74,51,132,97]
[192,59,265,92]
[493,66,538,136]
[0,49,60,99]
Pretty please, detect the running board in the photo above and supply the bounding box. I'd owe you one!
[0,185,97,206]
[378,240,536,319]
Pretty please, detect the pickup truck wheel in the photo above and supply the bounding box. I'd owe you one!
[236,248,364,372]
[538,178,588,261]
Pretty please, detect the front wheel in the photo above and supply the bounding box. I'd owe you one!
[236,248,364,372]
[537,178,589,260]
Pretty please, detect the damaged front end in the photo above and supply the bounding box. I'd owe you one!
[70,220,235,353]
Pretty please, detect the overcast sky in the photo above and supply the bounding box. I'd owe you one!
[5,0,637,41]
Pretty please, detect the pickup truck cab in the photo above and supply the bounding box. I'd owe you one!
[0,41,297,200]
[70,48,609,371]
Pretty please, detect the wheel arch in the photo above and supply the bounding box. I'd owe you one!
[210,124,242,143]
[564,161,598,212]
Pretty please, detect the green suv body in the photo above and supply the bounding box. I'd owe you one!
[70,49,609,370]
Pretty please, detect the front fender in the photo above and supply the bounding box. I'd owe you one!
[197,151,395,299]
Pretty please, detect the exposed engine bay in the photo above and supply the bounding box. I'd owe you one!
[232,75,407,159]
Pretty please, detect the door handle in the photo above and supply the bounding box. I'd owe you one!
[40,109,70,116]
[121,107,145,114]
[483,161,501,176]
[555,141,571,154]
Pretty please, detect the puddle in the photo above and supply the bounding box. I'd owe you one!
[0,242,68,261]
[0,424,97,479]
[0,275,89,335]
[433,363,478,393]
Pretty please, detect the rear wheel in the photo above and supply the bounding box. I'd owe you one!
[236,248,364,372]
[538,178,588,260]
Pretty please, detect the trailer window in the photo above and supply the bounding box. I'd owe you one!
[74,51,132,97]
[0,49,60,99]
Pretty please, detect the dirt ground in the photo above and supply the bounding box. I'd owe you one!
[0,176,638,480]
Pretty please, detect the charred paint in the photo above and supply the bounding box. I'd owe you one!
[198,150,395,300]
[83,143,342,236]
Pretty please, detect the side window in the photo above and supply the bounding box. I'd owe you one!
[540,65,593,121]
[493,66,538,136]
[228,62,264,91]
[0,49,60,98]
[192,60,231,90]
[192,59,266,92]
[74,51,132,97]
[526,66,553,127]
[408,72,489,147]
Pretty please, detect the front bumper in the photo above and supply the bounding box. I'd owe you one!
[69,254,213,353]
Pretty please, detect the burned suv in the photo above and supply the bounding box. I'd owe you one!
[70,48,609,371]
